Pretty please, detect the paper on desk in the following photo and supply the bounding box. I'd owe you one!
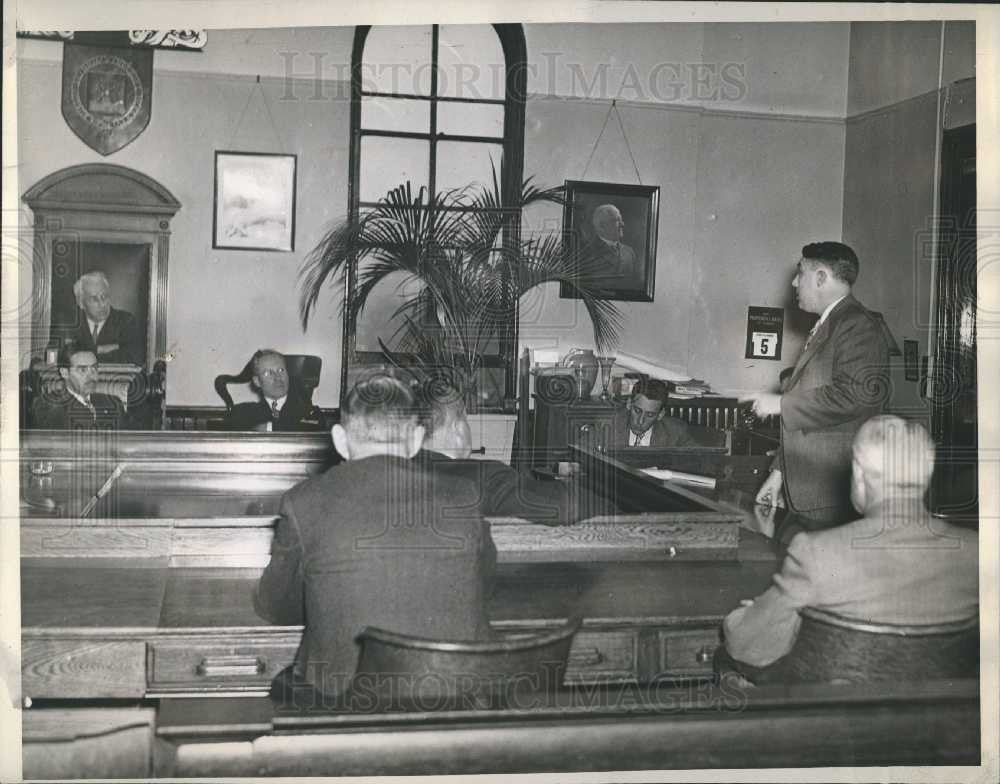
[640,467,717,489]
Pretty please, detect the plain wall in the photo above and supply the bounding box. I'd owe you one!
[24,21,971,406]
[842,20,976,419]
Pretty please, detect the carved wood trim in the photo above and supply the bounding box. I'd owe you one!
[22,164,181,369]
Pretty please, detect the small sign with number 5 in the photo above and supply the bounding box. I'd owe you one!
[745,306,784,360]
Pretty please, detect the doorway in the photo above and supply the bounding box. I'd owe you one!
[930,123,976,521]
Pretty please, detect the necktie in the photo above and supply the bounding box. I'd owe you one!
[803,322,819,352]
[92,322,100,342]
[271,400,280,420]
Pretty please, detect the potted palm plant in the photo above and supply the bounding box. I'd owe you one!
[298,164,623,403]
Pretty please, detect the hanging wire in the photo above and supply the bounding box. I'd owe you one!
[227,74,286,150]
[580,99,642,184]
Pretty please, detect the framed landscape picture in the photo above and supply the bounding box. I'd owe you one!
[560,180,660,302]
[213,151,297,251]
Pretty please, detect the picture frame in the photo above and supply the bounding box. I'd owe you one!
[213,151,297,251]
[559,180,660,302]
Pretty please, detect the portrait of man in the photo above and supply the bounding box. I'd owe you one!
[561,180,660,302]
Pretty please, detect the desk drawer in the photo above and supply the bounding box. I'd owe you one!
[564,630,639,684]
[657,628,719,677]
[148,635,299,693]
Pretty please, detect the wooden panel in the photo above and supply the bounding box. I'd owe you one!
[20,523,175,558]
[24,706,155,779]
[22,639,146,698]
[657,628,719,678]
[21,559,168,628]
[564,630,638,683]
[148,634,300,693]
[491,518,737,562]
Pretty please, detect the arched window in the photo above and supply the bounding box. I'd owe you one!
[346,24,527,401]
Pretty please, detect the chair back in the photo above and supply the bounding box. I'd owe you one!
[214,354,321,412]
[351,617,581,711]
[783,607,979,683]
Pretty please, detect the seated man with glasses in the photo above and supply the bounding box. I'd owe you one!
[224,349,325,432]
[31,342,124,429]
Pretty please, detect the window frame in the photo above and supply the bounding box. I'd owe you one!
[345,24,527,402]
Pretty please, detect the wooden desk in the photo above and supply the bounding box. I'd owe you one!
[17,430,983,776]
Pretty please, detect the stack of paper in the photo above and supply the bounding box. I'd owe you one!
[639,467,717,489]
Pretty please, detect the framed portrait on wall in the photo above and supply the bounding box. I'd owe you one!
[559,180,659,302]
[213,151,297,251]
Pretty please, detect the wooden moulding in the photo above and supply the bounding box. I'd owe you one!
[21,514,738,564]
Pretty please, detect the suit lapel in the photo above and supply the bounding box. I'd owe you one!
[787,295,856,389]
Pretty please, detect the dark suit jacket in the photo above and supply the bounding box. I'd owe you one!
[30,391,124,430]
[75,307,144,366]
[777,295,891,524]
[612,408,726,449]
[254,455,496,698]
[585,236,642,290]
[723,499,978,667]
[225,391,326,432]
[419,450,614,525]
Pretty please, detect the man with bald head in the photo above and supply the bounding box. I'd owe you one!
[720,415,978,671]
[585,203,641,289]
[73,271,144,366]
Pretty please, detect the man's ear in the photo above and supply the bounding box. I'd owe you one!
[655,406,666,421]
[406,424,426,458]
[815,268,828,287]
[331,424,351,460]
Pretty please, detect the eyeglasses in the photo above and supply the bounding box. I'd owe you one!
[259,368,287,379]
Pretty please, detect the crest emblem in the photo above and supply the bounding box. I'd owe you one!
[62,43,153,156]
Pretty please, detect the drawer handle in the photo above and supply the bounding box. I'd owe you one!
[694,646,714,664]
[568,648,605,667]
[195,655,266,678]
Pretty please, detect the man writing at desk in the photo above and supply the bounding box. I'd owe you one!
[255,372,495,702]
[616,378,725,448]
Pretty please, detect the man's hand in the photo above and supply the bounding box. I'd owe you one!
[739,391,782,419]
[96,343,120,355]
[755,469,785,510]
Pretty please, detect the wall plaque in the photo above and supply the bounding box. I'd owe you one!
[61,43,153,156]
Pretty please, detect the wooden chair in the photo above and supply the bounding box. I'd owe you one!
[349,618,581,711]
[214,353,322,414]
[722,607,979,685]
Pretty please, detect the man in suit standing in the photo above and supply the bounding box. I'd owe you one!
[31,343,123,429]
[743,242,891,526]
[720,416,978,671]
[73,271,144,366]
[615,378,725,448]
[224,349,325,431]
[585,204,641,290]
[255,373,495,701]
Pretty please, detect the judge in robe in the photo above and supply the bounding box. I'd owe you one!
[72,271,144,366]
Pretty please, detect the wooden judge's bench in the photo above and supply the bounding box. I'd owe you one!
[16,430,980,777]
